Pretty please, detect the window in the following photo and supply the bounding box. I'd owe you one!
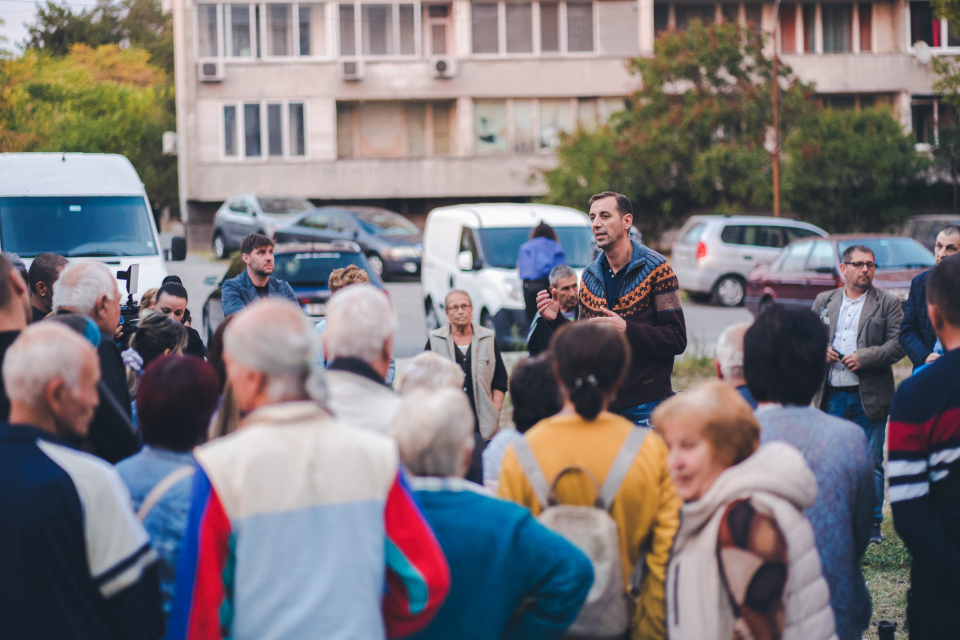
[302,211,332,229]
[659,2,762,32]
[267,4,294,55]
[780,4,797,53]
[597,1,637,55]
[350,3,416,56]
[784,226,821,243]
[909,1,960,50]
[474,1,596,55]
[858,2,871,51]
[459,227,481,264]
[424,4,452,54]
[299,4,326,55]
[337,101,455,158]
[654,4,668,34]
[540,99,575,150]
[822,4,852,52]
[806,240,836,272]
[676,4,714,30]
[474,100,509,154]
[721,3,738,23]
[802,4,815,52]
[911,97,959,146]
[514,100,536,152]
[198,4,220,57]
[720,225,783,247]
[223,101,308,159]
[779,242,813,272]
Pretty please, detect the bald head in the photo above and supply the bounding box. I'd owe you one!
[223,299,313,411]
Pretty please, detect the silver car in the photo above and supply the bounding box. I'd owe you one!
[671,215,827,306]
[211,194,314,259]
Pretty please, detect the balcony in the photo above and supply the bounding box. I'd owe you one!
[781,53,938,94]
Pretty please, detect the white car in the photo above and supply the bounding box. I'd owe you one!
[421,203,594,348]
[0,153,184,300]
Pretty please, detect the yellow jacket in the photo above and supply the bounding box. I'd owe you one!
[498,411,680,640]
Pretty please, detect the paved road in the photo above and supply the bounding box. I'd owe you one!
[167,254,753,357]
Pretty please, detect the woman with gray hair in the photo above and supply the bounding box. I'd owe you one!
[395,352,464,395]
[392,389,594,640]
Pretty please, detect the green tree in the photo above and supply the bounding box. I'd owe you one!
[932,121,960,213]
[783,107,926,231]
[0,44,178,214]
[542,22,816,238]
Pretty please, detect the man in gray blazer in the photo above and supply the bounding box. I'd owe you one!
[812,244,905,544]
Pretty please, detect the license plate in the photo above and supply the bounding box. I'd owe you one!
[303,303,326,316]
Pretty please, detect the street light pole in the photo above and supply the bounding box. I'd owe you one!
[772,0,782,217]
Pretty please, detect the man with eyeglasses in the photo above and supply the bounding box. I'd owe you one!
[812,244,905,545]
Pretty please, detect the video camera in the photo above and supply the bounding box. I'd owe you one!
[116,264,140,349]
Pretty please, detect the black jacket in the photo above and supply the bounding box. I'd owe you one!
[87,338,140,464]
[526,308,578,357]
[899,270,938,369]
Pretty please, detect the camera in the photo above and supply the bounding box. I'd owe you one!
[116,265,140,349]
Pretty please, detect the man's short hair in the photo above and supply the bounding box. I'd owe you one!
[3,323,97,407]
[940,224,960,238]
[241,233,274,256]
[841,245,874,263]
[52,261,117,316]
[444,289,471,307]
[28,253,69,296]
[548,264,577,288]
[588,191,633,218]
[157,281,189,303]
[393,388,474,477]
[743,304,829,406]
[716,322,751,382]
[927,254,960,326]
[324,284,395,363]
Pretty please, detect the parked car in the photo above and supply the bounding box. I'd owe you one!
[211,195,315,259]
[901,214,960,251]
[273,206,422,279]
[0,153,185,300]
[671,215,827,307]
[745,234,935,317]
[202,241,384,343]
[421,203,594,349]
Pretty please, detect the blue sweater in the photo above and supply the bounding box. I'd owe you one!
[409,477,593,640]
[757,406,874,640]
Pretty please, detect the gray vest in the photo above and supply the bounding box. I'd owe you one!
[428,322,500,439]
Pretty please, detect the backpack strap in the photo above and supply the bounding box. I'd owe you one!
[599,426,650,511]
[137,465,195,522]
[511,438,551,512]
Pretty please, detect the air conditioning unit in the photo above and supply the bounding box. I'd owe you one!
[197,60,224,82]
[431,55,457,79]
[340,59,365,81]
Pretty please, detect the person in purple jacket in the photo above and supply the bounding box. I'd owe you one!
[517,222,566,325]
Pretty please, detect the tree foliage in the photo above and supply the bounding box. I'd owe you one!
[543,22,816,237]
[783,108,927,231]
[0,44,178,213]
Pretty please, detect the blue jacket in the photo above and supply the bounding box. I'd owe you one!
[900,270,938,368]
[221,269,298,316]
[409,477,593,640]
[517,237,566,281]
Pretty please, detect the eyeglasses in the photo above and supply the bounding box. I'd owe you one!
[843,261,876,270]
[447,304,472,312]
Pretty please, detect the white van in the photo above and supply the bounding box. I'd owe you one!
[0,153,185,300]
[421,203,593,348]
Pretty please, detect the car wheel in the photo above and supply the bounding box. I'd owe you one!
[212,233,229,260]
[424,298,440,330]
[713,276,746,307]
[366,253,384,278]
[480,309,496,333]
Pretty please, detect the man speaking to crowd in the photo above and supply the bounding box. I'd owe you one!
[537,192,687,426]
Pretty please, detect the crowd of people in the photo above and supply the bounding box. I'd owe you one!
[0,194,958,640]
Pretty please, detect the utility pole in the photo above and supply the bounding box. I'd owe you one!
[772,0,782,217]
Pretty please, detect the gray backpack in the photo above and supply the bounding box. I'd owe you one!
[512,427,650,639]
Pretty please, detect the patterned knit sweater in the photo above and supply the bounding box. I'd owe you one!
[548,240,687,409]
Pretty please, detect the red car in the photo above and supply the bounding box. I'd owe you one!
[746,234,935,317]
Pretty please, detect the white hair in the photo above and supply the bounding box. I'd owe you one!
[392,388,474,478]
[716,321,752,382]
[224,299,315,400]
[549,264,577,288]
[52,260,118,316]
[396,352,465,395]
[3,323,97,407]
[324,285,395,364]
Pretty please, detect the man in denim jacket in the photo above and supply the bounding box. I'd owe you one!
[221,233,297,316]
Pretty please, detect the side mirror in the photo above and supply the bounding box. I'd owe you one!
[170,236,187,261]
[458,250,474,271]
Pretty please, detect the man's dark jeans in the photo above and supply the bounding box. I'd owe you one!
[824,385,887,522]
[616,398,668,428]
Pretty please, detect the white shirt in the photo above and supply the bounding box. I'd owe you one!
[829,291,866,387]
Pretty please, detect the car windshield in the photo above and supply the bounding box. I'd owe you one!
[258,197,314,215]
[477,226,595,269]
[353,210,420,237]
[274,252,379,286]
[836,238,935,270]
[0,196,157,257]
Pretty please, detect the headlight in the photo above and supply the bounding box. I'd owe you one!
[504,276,523,303]
[387,246,421,260]
[888,288,910,301]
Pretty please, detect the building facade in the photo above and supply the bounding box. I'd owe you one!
[170,0,942,242]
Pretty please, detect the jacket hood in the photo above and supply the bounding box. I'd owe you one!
[674,442,817,549]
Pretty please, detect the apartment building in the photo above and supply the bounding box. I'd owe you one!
[169,0,942,239]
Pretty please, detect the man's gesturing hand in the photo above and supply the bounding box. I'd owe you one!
[536,288,561,321]
[589,308,627,333]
